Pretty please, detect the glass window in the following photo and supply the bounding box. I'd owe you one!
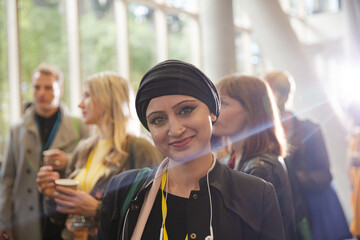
[79,0,117,80]
[305,0,341,15]
[235,32,247,73]
[167,13,192,62]
[165,0,195,13]
[19,0,69,105]
[128,3,157,91]
[235,32,264,75]
[0,0,9,165]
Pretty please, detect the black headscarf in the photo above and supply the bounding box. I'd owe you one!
[135,59,220,130]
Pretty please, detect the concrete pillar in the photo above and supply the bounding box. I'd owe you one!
[200,0,236,82]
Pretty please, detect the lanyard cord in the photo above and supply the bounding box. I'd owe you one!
[160,171,188,240]
[35,109,62,151]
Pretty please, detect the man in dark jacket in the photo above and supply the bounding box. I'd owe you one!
[264,71,332,240]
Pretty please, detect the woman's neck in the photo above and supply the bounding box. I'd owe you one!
[166,153,214,198]
[97,123,111,139]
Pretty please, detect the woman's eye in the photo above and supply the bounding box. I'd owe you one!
[179,106,196,115]
[149,116,167,126]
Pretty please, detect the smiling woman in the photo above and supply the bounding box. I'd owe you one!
[146,95,215,163]
[97,60,286,240]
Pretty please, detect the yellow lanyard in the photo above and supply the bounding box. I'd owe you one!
[81,149,103,193]
[161,171,188,240]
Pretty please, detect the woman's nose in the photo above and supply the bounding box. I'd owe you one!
[168,117,185,137]
[78,99,84,109]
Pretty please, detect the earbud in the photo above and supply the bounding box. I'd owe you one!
[205,224,214,240]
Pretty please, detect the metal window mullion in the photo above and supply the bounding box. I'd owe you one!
[189,17,201,67]
[7,0,22,122]
[114,0,130,80]
[155,3,168,62]
[65,0,81,115]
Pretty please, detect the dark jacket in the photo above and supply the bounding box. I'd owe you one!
[97,161,285,240]
[238,153,297,240]
[285,116,332,232]
[287,117,332,194]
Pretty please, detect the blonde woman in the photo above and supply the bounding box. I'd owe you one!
[37,72,162,239]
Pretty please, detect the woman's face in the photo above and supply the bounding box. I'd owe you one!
[146,95,216,162]
[78,84,103,125]
[213,92,249,139]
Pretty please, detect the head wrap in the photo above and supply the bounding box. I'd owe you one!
[135,59,220,130]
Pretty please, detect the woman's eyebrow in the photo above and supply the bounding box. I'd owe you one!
[146,99,197,119]
[171,100,197,109]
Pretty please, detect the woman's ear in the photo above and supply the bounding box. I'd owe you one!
[210,113,217,122]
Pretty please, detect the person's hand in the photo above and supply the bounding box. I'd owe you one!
[43,149,67,170]
[36,166,60,197]
[0,229,14,240]
[54,186,98,217]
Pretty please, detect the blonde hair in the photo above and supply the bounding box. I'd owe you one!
[32,63,64,85]
[84,71,140,168]
[216,74,287,161]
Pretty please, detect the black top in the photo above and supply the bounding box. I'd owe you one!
[143,190,187,240]
[35,109,60,149]
[35,109,64,239]
[97,162,285,240]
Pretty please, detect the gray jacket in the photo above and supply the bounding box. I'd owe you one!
[0,104,89,240]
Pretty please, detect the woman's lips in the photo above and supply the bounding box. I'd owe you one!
[170,137,193,147]
[169,136,194,147]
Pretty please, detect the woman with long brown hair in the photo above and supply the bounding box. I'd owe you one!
[212,74,296,240]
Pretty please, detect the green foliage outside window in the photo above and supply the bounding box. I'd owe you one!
[0,0,199,163]
[19,0,68,104]
[80,0,117,81]
[128,3,156,91]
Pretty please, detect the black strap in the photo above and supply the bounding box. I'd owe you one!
[129,138,135,169]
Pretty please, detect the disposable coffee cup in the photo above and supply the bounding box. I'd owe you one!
[43,185,56,197]
[55,179,79,209]
[55,179,79,190]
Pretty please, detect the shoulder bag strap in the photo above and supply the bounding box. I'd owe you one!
[118,167,151,239]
